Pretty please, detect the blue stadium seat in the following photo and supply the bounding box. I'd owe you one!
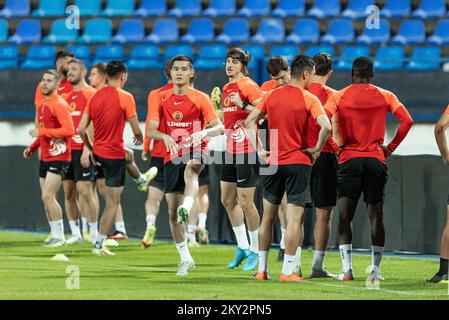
[304,45,335,58]
[44,19,78,44]
[203,0,236,17]
[66,45,90,61]
[241,45,265,61]
[272,0,305,18]
[381,0,411,18]
[32,0,66,17]
[164,44,194,60]
[428,20,449,45]
[286,19,319,44]
[405,46,441,71]
[195,44,227,70]
[412,0,446,19]
[216,18,250,44]
[252,18,285,44]
[374,46,404,71]
[269,45,300,60]
[74,0,101,17]
[321,19,354,45]
[9,19,41,44]
[127,44,161,69]
[341,0,375,19]
[392,19,425,45]
[0,20,8,42]
[92,45,125,65]
[21,45,55,69]
[0,0,30,18]
[78,18,113,43]
[113,19,145,44]
[135,0,166,17]
[146,19,179,43]
[308,0,340,18]
[356,19,390,45]
[181,18,215,43]
[335,46,370,71]
[168,0,201,17]
[103,0,135,17]
[238,0,271,17]
[0,45,18,69]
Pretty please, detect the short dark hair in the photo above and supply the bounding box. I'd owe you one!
[171,54,193,69]
[56,49,74,61]
[164,58,173,79]
[68,58,86,70]
[313,53,333,76]
[290,55,315,79]
[267,56,289,77]
[226,48,251,76]
[92,62,107,75]
[106,60,127,79]
[352,57,373,79]
[44,69,62,82]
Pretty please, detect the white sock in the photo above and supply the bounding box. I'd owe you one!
[258,250,268,273]
[371,245,384,268]
[187,224,196,241]
[69,220,82,239]
[175,240,192,262]
[339,244,353,272]
[182,196,195,214]
[294,247,302,272]
[248,229,259,253]
[146,214,156,228]
[198,213,207,229]
[282,254,296,276]
[53,220,65,241]
[81,217,88,233]
[134,174,146,184]
[280,227,286,250]
[232,224,250,250]
[89,222,98,238]
[115,221,126,234]
[312,250,326,270]
[95,233,107,248]
[49,221,55,238]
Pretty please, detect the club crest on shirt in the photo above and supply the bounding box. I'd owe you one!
[223,96,231,108]
[69,102,76,113]
[173,111,183,122]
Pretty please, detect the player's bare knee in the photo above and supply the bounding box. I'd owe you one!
[125,149,134,163]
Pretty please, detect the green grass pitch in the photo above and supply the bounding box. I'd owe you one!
[0,230,448,300]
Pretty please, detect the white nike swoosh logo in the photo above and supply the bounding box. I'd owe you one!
[49,167,57,170]
[174,101,183,105]
[237,179,247,183]
[82,173,91,177]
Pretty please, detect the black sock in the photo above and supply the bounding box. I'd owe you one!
[438,258,448,275]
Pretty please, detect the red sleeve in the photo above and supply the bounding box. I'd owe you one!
[387,105,414,153]
[39,103,75,138]
[119,91,138,119]
[29,138,40,153]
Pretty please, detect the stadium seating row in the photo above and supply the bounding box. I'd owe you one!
[2,0,449,19]
[3,17,449,45]
[0,44,445,72]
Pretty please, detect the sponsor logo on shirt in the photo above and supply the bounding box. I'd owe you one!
[49,138,67,156]
[72,134,83,144]
[231,119,246,143]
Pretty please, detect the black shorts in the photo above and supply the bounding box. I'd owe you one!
[39,161,70,179]
[94,164,105,180]
[164,152,207,193]
[93,154,126,187]
[199,165,209,186]
[149,156,165,191]
[337,157,388,204]
[264,164,311,205]
[220,152,259,188]
[64,150,95,182]
[311,152,338,208]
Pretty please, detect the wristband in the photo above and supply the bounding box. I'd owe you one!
[242,102,249,110]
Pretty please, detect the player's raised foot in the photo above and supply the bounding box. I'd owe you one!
[176,260,195,276]
[310,267,336,279]
[279,273,307,282]
[104,239,119,247]
[141,225,156,249]
[176,206,189,224]
[336,269,354,281]
[65,235,82,245]
[187,238,200,248]
[426,272,448,283]
[196,226,209,245]
[252,271,270,281]
[45,238,66,248]
[108,231,128,240]
[92,246,115,256]
[43,234,53,244]
[367,265,384,281]
[242,251,258,271]
[277,248,285,262]
[137,166,158,193]
[227,247,250,269]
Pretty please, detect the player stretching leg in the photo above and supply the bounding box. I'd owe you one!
[186,180,210,247]
[245,55,331,281]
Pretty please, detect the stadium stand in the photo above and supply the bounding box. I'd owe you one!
[92,44,125,64]
[146,18,179,43]
[20,44,55,69]
[127,44,162,69]
[381,0,411,18]
[0,0,30,18]
[238,0,271,17]
[216,18,250,43]
[74,0,101,17]
[0,20,8,42]
[78,18,113,43]
[251,18,285,44]
[9,19,41,44]
[203,0,237,17]
[112,19,145,44]
[286,19,320,44]
[168,0,202,18]
[102,0,135,17]
[335,45,371,70]
[272,0,305,18]
[321,18,355,45]
[0,45,19,69]
[374,46,405,71]
[31,0,66,18]
[181,18,215,43]
[43,18,78,44]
